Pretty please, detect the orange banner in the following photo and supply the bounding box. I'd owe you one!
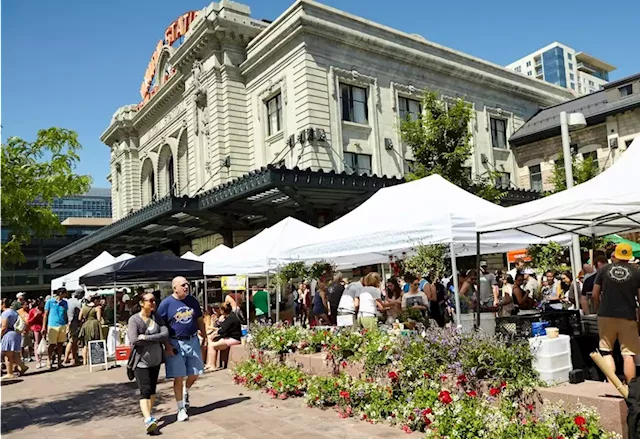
[507,249,532,264]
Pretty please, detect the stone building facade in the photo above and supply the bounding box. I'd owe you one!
[509,73,640,191]
[102,0,572,223]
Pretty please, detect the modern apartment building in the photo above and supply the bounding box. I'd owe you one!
[2,189,113,294]
[507,42,615,96]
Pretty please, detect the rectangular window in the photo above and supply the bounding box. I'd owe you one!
[514,66,521,73]
[340,83,368,124]
[620,84,633,97]
[568,62,573,70]
[571,83,575,90]
[589,80,594,86]
[490,117,507,149]
[527,71,532,76]
[569,73,574,80]
[343,152,372,175]
[567,53,572,60]
[398,97,422,121]
[529,164,542,191]
[526,61,532,67]
[266,93,282,136]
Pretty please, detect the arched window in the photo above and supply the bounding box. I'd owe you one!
[150,169,156,199]
[168,156,175,195]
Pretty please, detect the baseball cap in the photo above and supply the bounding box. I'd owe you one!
[613,243,634,261]
[523,268,534,274]
[16,292,25,299]
[479,260,488,267]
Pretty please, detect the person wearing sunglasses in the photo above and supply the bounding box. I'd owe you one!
[157,277,206,423]
[128,292,168,434]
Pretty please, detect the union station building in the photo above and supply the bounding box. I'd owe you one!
[48,0,573,267]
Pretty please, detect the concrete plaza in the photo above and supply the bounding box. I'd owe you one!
[1,364,406,439]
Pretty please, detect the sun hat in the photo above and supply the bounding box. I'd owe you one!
[613,243,634,261]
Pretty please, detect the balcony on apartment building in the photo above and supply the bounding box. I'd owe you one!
[575,52,615,81]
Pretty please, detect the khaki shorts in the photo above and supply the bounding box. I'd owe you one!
[598,316,640,356]
[48,325,68,344]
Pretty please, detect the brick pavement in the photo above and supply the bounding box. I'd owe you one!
[1,364,408,439]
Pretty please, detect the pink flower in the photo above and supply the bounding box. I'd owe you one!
[401,425,412,434]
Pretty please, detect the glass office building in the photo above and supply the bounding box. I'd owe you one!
[542,46,567,88]
[35,188,112,221]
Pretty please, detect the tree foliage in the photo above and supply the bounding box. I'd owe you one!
[549,155,600,193]
[1,128,92,266]
[525,241,570,273]
[404,244,449,279]
[399,89,505,204]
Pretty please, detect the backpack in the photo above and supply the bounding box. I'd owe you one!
[14,314,26,333]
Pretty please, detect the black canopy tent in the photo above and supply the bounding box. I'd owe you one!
[79,252,203,286]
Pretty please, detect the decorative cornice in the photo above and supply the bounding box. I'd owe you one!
[390,81,422,111]
[330,67,380,109]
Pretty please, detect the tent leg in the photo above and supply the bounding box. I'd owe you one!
[591,233,597,263]
[568,245,580,310]
[475,232,481,330]
[204,277,208,311]
[449,243,462,328]
[276,283,281,323]
[266,272,271,322]
[245,277,250,330]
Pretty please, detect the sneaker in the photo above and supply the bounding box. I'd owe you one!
[184,392,190,410]
[145,417,158,434]
[177,408,189,422]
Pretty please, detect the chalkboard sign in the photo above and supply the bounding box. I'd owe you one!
[88,340,108,372]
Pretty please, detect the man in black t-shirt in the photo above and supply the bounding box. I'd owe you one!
[580,255,607,315]
[593,243,640,383]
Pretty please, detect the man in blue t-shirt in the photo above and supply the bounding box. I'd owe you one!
[43,288,69,369]
[157,277,206,422]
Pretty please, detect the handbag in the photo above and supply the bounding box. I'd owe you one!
[126,350,136,381]
[37,336,47,356]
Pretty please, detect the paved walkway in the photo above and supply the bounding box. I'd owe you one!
[1,363,407,438]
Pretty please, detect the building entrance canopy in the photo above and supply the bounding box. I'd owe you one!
[46,166,401,267]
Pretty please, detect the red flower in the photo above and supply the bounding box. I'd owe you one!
[421,408,433,416]
[466,390,477,398]
[489,387,501,397]
[526,403,534,412]
[341,360,348,368]
[574,416,586,426]
[440,374,447,382]
[401,425,412,434]
[423,372,430,379]
[457,374,467,384]
[438,390,453,405]
[388,371,399,381]
[255,374,263,382]
[339,391,350,400]
[500,381,507,389]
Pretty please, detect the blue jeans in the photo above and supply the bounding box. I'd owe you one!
[165,336,204,378]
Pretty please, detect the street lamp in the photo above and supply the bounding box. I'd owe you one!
[559,111,586,309]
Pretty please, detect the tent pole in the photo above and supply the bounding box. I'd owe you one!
[245,276,250,330]
[449,243,462,328]
[204,277,208,311]
[276,281,280,323]
[568,245,580,309]
[591,233,597,263]
[475,232,481,330]
[266,272,271,321]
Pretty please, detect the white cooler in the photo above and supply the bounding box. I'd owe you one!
[529,334,572,385]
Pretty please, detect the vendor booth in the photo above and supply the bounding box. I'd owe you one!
[281,174,566,326]
[50,251,135,291]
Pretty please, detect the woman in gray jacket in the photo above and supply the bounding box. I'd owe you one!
[128,292,169,435]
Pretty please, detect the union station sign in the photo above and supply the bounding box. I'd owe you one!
[139,11,199,106]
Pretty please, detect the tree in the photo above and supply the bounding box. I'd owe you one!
[549,155,599,192]
[399,90,505,273]
[399,89,505,203]
[1,128,92,266]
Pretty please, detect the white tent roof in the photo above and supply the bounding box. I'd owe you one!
[280,174,563,267]
[181,251,202,261]
[62,252,135,291]
[204,217,319,275]
[51,251,115,291]
[478,139,640,239]
[200,244,231,261]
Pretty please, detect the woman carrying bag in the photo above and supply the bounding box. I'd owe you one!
[127,293,169,435]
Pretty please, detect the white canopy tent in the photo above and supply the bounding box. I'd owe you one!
[281,174,566,325]
[204,217,319,276]
[181,251,202,261]
[478,139,640,239]
[51,251,135,292]
[200,244,231,264]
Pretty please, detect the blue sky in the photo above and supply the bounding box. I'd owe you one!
[3,0,638,187]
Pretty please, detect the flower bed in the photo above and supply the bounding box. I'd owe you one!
[234,324,619,438]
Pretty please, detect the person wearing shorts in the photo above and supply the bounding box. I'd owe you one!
[43,288,68,369]
[157,277,206,422]
[593,243,640,383]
